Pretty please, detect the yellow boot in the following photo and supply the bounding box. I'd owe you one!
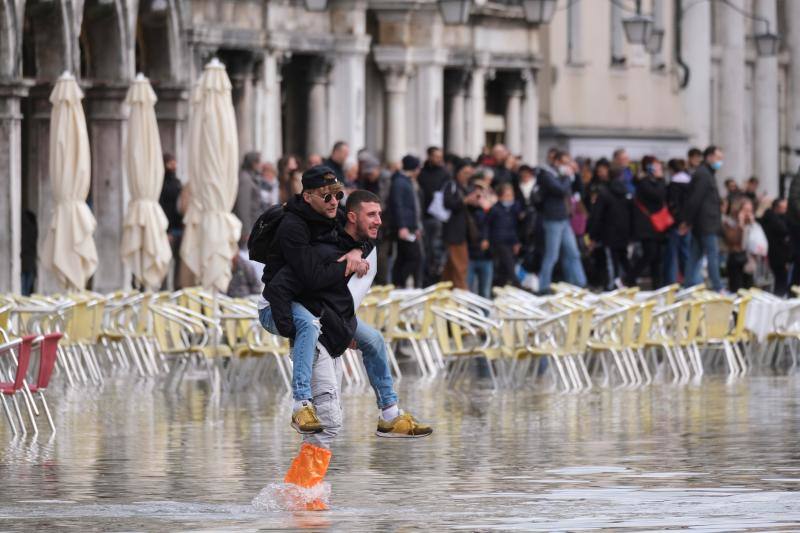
[284,442,332,510]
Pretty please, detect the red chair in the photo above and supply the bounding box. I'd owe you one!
[0,336,37,436]
[27,333,63,433]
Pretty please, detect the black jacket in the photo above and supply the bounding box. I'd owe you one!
[418,161,450,214]
[261,196,367,355]
[760,208,790,265]
[442,179,470,245]
[491,165,515,188]
[788,170,800,226]
[159,171,183,233]
[683,162,722,236]
[632,176,667,241]
[667,171,692,225]
[265,226,370,357]
[537,166,571,221]
[388,171,419,233]
[588,180,631,249]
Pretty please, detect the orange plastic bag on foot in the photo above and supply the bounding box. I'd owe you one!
[284,442,332,489]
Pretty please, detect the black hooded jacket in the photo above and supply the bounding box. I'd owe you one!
[261,195,370,357]
[588,179,631,249]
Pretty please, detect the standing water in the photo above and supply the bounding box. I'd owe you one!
[0,375,799,530]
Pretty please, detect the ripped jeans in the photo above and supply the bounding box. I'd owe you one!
[303,345,344,450]
[258,304,398,409]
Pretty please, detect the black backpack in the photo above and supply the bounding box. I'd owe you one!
[247,204,285,263]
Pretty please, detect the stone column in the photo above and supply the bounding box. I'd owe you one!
[381,66,411,164]
[154,85,189,167]
[86,86,130,292]
[465,64,487,159]
[504,75,523,155]
[521,68,539,165]
[445,70,469,157]
[681,0,712,148]
[412,50,446,155]
[330,37,370,160]
[717,0,747,185]
[30,85,58,293]
[753,0,779,196]
[787,0,800,172]
[0,83,28,293]
[307,55,332,157]
[258,49,286,164]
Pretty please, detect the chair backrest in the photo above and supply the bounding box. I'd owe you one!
[11,335,37,391]
[36,333,63,390]
[700,298,734,340]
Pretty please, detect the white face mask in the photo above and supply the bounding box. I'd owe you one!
[558,165,572,176]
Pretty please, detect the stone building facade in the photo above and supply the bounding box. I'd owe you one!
[0,0,799,293]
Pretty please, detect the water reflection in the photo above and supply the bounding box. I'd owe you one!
[0,375,798,530]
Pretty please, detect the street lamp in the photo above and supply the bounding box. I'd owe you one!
[438,0,471,25]
[645,27,664,54]
[754,29,780,57]
[521,0,558,24]
[622,0,653,46]
[304,0,327,12]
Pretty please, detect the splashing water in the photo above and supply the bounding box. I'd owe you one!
[251,482,331,511]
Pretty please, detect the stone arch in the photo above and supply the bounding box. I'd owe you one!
[135,0,185,82]
[79,0,130,81]
[0,0,20,79]
[21,0,76,80]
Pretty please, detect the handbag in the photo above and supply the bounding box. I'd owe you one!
[635,200,674,233]
[743,222,768,257]
[427,181,453,223]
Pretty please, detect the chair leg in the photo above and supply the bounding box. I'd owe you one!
[38,392,56,433]
[11,396,26,435]
[385,342,403,381]
[0,394,17,436]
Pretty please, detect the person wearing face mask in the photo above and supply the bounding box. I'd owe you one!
[488,183,523,288]
[625,156,668,288]
[536,151,587,294]
[680,145,724,291]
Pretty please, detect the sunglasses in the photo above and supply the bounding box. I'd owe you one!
[314,190,345,203]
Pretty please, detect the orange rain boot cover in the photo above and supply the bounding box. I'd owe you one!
[283,442,332,510]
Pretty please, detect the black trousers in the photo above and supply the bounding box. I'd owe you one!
[770,258,789,296]
[626,239,663,289]
[492,244,520,287]
[727,251,752,292]
[603,246,630,290]
[392,239,422,288]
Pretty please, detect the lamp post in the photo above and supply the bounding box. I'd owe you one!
[521,0,558,24]
[304,0,327,12]
[622,0,653,46]
[645,27,664,54]
[754,26,780,57]
[439,0,471,24]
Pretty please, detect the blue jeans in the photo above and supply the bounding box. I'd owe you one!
[663,228,691,285]
[684,233,722,291]
[539,219,587,292]
[258,304,398,408]
[468,259,493,299]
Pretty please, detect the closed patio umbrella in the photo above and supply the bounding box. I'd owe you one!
[121,74,172,291]
[178,82,206,283]
[182,59,241,291]
[40,72,98,290]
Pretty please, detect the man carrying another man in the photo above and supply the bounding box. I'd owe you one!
[256,166,432,509]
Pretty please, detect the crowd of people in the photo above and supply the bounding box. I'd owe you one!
[158,141,800,299]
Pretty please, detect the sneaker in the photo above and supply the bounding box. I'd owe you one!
[291,404,323,434]
[376,412,433,439]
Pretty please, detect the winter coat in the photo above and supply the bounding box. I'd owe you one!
[487,202,521,246]
[261,196,370,354]
[632,176,668,241]
[788,170,800,226]
[467,206,491,261]
[760,208,791,266]
[491,165,515,188]
[235,168,267,237]
[442,180,470,245]
[418,162,450,214]
[159,170,183,233]
[588,180,631,249]
[683,162,722,236]
[388,171,419,233]
[537,166,571,221]
[667,171,691,225]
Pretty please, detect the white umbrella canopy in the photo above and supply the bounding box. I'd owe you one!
[179,83,205,282]
[40,72,98,291]
[182,59,242,291]
[121,74,172,290]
